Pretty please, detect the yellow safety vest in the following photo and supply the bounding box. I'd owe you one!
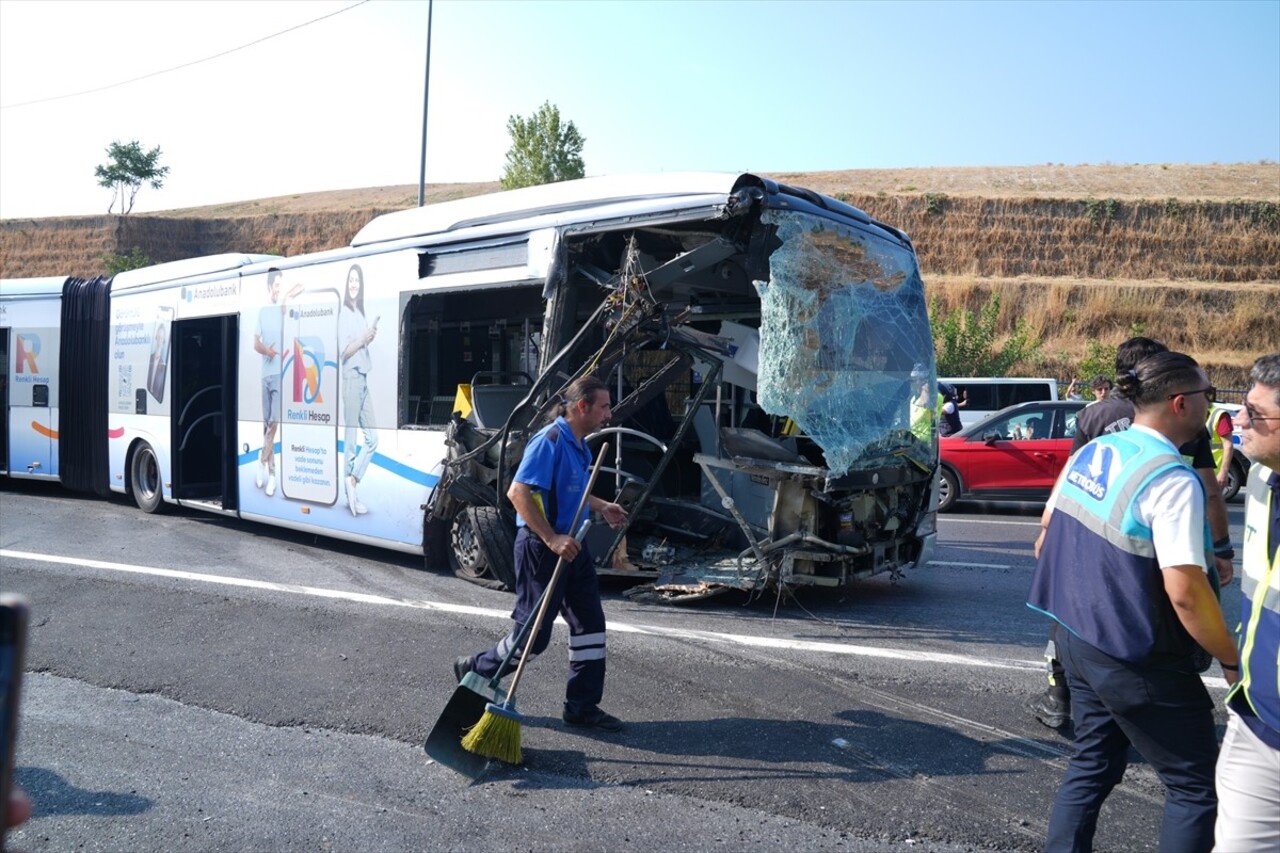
[1225,463,1280,733]
[1206,405,1234,474]
[910,391,939,441]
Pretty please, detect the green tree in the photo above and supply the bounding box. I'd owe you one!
[102,247,152,276]
[931,293,1042,376]
[1069,322,1145,382]
[1074,341,1116,384]
[500,101,585,190]
[94,140,169,214]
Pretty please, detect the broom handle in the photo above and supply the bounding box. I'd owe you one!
[503,442,610,706]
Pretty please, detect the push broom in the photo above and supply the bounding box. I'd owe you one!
[461,443,610,764]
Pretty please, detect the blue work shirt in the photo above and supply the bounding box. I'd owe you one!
[513,416,592,535]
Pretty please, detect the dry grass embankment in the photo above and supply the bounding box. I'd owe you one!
[926,276,1279,389]
[851,195,1279,282]
[2,164,1276,386]
[772,162,1279,202]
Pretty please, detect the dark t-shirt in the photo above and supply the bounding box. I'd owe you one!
[1072,396,1214,468]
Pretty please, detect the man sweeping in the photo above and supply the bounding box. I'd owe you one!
[454,375,629,732]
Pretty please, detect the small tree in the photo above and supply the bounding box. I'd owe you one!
[102,247,152,276]
[1070,321,1145,382]
[94,140,169,214]
[931,293,1042,376]
[500,101,585,190]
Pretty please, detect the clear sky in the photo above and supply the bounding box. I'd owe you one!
[1,0,1277,219]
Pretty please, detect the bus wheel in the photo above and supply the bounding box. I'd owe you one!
[130,443,166,514]
[449,506,516,590]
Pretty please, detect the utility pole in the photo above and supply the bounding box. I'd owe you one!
[417,0,434,207]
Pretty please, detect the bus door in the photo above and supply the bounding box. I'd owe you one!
[170,315,238,510]
[8,326,55,478]
[0,327,8,474]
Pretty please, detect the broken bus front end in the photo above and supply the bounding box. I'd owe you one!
[430,175,938,602]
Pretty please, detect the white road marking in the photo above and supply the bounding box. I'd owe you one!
[929,560,1012,569]
[938,517,1041,527]
[5,548,1044,672]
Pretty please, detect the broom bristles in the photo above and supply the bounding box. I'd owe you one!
[461,703,522,764]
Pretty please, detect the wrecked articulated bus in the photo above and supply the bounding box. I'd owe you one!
[2,172,938,606]
[418,172,939,603]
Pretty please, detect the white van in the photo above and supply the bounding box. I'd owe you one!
[941,377,1060,427]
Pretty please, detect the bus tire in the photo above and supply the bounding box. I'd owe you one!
[449,506,516,591]
[129,442,166,514]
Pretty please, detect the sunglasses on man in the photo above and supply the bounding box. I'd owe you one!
[1167,386,1216,404]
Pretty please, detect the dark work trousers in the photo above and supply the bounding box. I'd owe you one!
[1045,630,1218,853]
[472,528,607,716]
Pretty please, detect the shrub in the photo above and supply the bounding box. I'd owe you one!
[1083,197,1119,226]
[930,292,1042,376]
[1249,201,1279,227]
[102,247,151,276]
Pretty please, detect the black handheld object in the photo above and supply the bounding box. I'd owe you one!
[0,594,30,853]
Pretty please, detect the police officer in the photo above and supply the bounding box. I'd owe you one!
[909,364,935,442]
[1214,352,1280,852]
[1028,351,1239,853]
[455,375,629,731]
[937,382,963,437]
[1206,398,1236,491]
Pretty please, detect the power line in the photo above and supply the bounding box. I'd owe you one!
[0,0,370,111]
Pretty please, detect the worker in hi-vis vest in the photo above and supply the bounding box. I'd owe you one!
[1207,401,1236,489]
[1214,353,1280,853]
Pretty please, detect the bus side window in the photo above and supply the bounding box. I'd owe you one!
[402,286,546,427]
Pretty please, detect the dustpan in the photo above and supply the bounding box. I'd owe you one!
[424,671,508,779]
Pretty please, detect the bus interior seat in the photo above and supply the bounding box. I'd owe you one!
[429,396,458,425]
[468,385,530,428]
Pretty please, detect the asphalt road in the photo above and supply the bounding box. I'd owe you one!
[1,480,1247,852]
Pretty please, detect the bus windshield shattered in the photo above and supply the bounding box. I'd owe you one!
[426,177,938,603]
[755,209,935,476]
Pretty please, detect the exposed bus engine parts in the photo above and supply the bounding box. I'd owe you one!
[420,176,939,601]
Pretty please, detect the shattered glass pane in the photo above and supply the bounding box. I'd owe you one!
[754,210,936,474]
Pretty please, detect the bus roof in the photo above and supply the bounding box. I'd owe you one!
[351,172,750,248]
[110,253,282,291]
[0,277,70,298]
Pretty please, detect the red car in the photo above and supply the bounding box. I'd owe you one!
[937,400,1087,512]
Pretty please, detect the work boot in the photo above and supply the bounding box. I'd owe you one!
[453,655,474,684]
[563,705,624,732]
[1026,689,1070,729]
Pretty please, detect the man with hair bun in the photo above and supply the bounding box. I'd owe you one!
[1214,352,1280,852]
[1029,351,1238,853]
[1027,336,1235,730]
